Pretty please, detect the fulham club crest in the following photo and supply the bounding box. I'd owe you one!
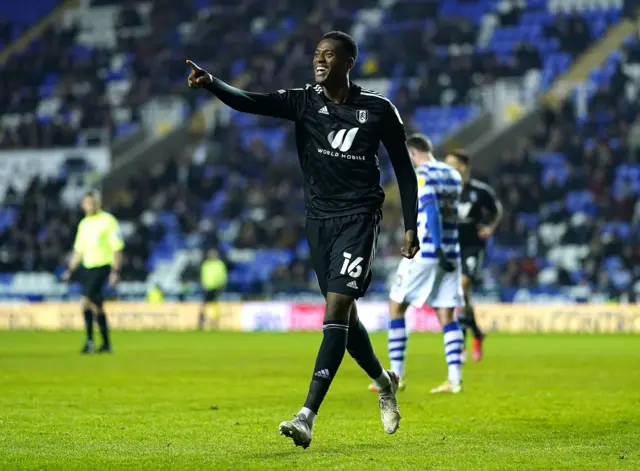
[356,110,368,123]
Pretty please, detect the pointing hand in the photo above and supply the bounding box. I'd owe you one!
[186,59,213,88]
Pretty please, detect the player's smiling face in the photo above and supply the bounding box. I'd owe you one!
[313,39,351,85]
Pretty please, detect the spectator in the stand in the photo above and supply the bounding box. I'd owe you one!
[515,43,542,72]
[119,1,143,28]
[610,63,629,93]
[556,267,572,286]
[235,222,262,249]
[501,259,520,286]
[0,18,11,44]
[547,14,591,56]
[199,219,220,250]
[624,0,639,19]
[628,113,640,160]
[589,85,615,112]
[271,265,295,293]
[4,6,640,302]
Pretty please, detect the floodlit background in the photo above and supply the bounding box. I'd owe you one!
[0,1,638,469]
[1,0,640,310]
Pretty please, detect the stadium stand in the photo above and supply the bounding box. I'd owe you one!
[488,32,640,303]
[1,0,622,149]
[0,0,637,303]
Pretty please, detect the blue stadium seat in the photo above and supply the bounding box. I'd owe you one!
[518,213,540,230]
[0,0,57,30]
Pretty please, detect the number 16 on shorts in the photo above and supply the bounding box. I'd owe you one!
[341,252,363,278]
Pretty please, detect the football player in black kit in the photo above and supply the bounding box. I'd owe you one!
[444,150,503,362]
[187,30,419,449]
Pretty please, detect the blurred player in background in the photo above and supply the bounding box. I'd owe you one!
[62,191,123,354]
[146,283,165,304]
[444,151,503,362]
[199,248,228,330]
[369,134,465,394]
[188,30,419,449]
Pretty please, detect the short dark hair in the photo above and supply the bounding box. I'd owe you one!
[83,189,101,200]
[406,133,433,153]
[323,31,358,62]
[448,149,471,166]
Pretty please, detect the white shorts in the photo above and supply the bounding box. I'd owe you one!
[389,258,463,308]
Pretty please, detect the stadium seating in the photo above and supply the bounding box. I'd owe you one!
[0,1,638,303]
[122,31,638,301]
[488,33,640,301]
[0,0,624,149]
[0,0,59,47]
[1,0,348,147]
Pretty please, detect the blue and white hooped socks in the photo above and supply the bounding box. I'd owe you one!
[388,317,408,378]
[443,321,464,385]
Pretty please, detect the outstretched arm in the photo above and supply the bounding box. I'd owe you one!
[204,76,288,117]
[187,60,303,120]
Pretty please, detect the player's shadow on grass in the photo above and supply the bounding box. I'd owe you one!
[250,441,394,459]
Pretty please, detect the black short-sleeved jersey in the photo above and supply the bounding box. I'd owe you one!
[204,79,417,231]
[258,83,408,218]
[458,178,500,249]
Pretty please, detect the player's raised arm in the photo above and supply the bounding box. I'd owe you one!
[379,103,419,259]
[186,60,305,121]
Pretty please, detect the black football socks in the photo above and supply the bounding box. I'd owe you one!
[347,319,385,381]
[96,311,111,347]
[303,320,349,414]
[83,308,94,343]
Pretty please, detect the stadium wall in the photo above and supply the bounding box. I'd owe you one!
[0,303,638,333]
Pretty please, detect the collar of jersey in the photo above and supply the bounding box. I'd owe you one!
[318,81,361,105]
[86,210,105,218]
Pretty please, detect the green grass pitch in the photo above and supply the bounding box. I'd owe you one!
[0,331,638,470]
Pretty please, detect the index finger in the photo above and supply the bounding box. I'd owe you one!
[186,59,201,71]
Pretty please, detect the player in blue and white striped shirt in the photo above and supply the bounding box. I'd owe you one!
[369,134,465,394]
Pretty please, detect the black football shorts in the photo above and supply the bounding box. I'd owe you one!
[203,289,219,303]
[81,265,111,304]
[306,212,380,299]
[461,247,485,284]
